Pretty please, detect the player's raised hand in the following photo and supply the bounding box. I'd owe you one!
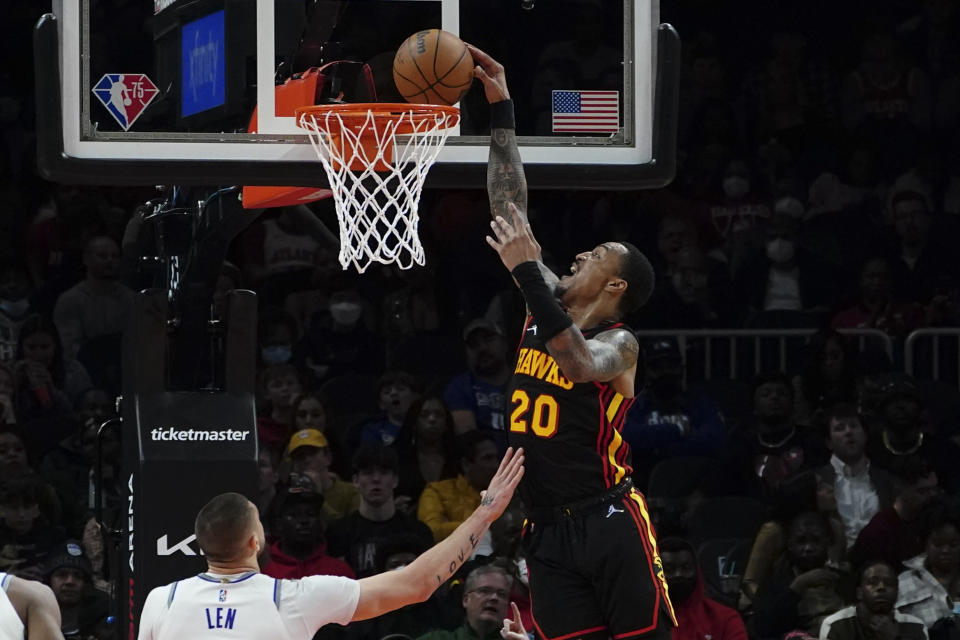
[501,602,528,640]
[477,447,524,523]
[466,43,511,103]
[486,205,542,271]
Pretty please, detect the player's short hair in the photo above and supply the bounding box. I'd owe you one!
[615,242,655,316]
[194,493,255,564]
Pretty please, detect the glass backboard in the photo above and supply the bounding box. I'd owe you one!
[35,0,679,189]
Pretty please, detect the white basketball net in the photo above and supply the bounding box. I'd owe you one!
[298,106,459,273]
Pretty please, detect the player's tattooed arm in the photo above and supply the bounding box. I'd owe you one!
[467,42,529,227]
[546,328,639,383]
[488,127,529,227]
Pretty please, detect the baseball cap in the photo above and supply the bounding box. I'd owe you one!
[43,540,92,582]
[287,429,329,454]
[462,318,504,342]
[278,472,324,510]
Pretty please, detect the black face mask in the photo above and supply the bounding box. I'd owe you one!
[668,577,697,605]
[649,374,683,400]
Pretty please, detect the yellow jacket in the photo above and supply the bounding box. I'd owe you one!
[417,474,480,541]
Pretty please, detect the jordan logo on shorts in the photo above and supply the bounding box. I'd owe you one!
[606,505,624,518]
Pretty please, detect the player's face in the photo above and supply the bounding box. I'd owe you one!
[555,243,627,307]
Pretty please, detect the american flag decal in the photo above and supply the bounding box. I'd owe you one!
[552,90,620,133]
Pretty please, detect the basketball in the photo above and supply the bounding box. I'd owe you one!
[393,29,474,106]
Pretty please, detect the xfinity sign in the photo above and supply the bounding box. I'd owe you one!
[150,428,250,442]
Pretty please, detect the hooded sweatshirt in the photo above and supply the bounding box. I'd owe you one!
[671,540,748,640]
[261,540,355,580]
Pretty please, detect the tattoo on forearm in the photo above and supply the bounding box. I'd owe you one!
[548,328,638,381]
[480,493,494,506]
[434,525,489,588]
[591,331,639,379]
[488,127,528,225]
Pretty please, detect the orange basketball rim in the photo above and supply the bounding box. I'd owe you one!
[295,103,460,172]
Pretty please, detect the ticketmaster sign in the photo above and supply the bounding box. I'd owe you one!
[150,428,250,442]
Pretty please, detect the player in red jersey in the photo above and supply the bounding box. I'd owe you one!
[468,43,676,640]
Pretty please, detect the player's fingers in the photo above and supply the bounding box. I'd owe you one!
[494,446,515,477]
[511,602,522,625]
[489,218,507,239]
[465,43,493,65]
[493,216,516,240]
[485,235,502,252]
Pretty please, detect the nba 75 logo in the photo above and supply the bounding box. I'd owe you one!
[92,74,159,131]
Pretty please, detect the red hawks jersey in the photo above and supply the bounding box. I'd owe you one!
[507,316,635,510]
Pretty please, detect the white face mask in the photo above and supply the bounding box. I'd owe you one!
[329,302,362,326]
[515,557,529,587]
[766,238,796,264]
[723,176,750,199]
[0,298,29,317]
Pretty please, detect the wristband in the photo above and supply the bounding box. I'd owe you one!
[490,99,516,130]
[511,261,573,341]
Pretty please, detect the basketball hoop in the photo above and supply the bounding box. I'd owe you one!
[296,103,459,273]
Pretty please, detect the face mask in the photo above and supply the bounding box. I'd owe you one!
[766,238,796,264]
[261,345,292,365]
[329,302,362,326]
[515,557,529,587]
[0,299,28,317]
[668,576,697,605]
[723,176,750,199]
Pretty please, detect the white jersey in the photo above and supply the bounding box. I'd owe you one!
[0,573,25,640]
[137,571,360,640]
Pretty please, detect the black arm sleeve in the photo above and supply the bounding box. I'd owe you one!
[511,261,572,341]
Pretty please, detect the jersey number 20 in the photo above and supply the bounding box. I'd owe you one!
[509,389,558,438]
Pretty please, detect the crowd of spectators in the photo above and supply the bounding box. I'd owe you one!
[2,1,960,640]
